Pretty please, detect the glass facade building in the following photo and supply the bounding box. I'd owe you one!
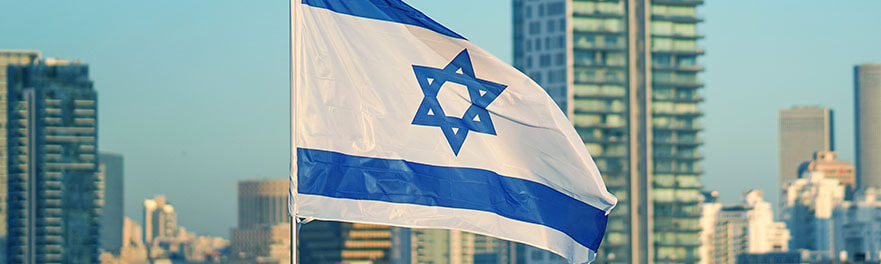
[513,0,705,263]
[6,60,100,263]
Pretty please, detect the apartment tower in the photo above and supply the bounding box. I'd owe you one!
[513,0,705,263]
[6,59,100,263]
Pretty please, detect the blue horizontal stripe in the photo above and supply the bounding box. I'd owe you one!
[301,0,465,40]
[297,148,608,251]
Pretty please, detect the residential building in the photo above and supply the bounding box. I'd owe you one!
[0,50,40,260]
[799,151,855,198]
[119,217,148,263]
[6,58,100,263]
[144,195,178,244]
[855,64,881,189]
[411,229,474,264]
[832,188,881,262]
[99,152,124,254]
[698,191,722,264]
[512,0,706,262]
[783,171,846,259]
[230,179,290,261]
[701,190,790,264]
[779,106,833,204]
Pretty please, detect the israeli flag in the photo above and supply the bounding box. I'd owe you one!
[290,1,617,263]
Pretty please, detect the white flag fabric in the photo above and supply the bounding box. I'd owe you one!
[290,1,617,263]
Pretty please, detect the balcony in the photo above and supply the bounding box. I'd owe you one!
[652,0,704,6]
[654,152,703,160]
[651,14,704,23]
[652,64,704,72]
[653,138,702,147]
[652,94,704,102]
[652,47,705,55]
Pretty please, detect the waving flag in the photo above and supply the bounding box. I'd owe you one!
[290,1,617,263]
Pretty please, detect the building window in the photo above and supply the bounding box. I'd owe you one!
[540,54,551,67]
[529,22,541,34]
[531,250,545,260]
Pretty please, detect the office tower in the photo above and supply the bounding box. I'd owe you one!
[0,51,40,259]
[230,179,289,260]
[299,221,393,263]
[6,58,100,263]
[99,152,124,253]
[783,171,845,260]
[855,64,881,189]
[144,195,178,244]
[512,0,705,263]
[798,151,855,198]
[700,191,790,264]
[779,106,833,190]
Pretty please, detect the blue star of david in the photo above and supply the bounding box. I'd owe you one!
[411,49,507,155]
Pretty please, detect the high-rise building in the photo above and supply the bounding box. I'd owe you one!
[512,1,706,263]
[99,152,124,254]
[799,151,855,198]
[230,179,289,260]
[0,50,40,260]
[144,195,178,244]
[779,106,833,193]
[6,58,100,263]
[855,64,881,189]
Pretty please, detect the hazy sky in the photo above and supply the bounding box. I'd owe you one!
[1,0,880,238]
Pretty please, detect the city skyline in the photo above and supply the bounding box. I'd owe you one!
[0,0,880,240]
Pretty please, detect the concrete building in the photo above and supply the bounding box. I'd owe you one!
[99,152,124,254]
[799,151,855,198]
[0,50,40,260]
[473,235,519,264]
[512,1,706,262]
[779,106,833,198]
[6,58,100,263]
[144,195,178,244]
[230,179,289,261]
[832,188,881,262]
[783,171,846,259]
[700,191,790,264]
[855,64,881,189]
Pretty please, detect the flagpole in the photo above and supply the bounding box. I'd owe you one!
[289,0,298,263]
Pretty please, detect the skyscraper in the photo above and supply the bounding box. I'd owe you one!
[855,64,881,189]
[0,50,40,260]
[299,221,393,264]
[144,195,178,244]
[231,179,289,260]
[99,152,124,254]
[778,106,833,191]
[512,1,705,263]
[6,58,100,263]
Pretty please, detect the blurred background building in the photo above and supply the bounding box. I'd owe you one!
[779,106,833,201]
[699,190,789,264]
[512,0,707,262]
[855,64,881,190]
[798,151,855,199]
[99,152,124,255]
[6,58,101,263]
[230,179,290,263]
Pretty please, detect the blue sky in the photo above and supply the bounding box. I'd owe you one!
[1,0,879,237]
